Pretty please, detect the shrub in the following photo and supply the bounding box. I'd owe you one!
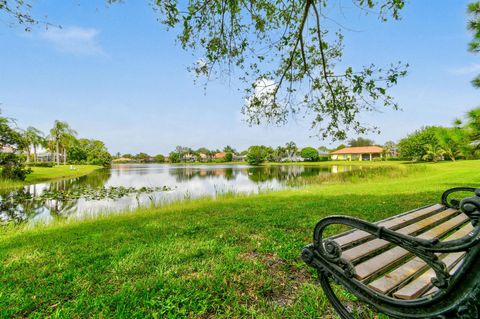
[246,146,270,165]
[0,153,32,181]
[25,162,54,167]
[300,147,319,161]
[154,154,165,163]
[169,152,181,163]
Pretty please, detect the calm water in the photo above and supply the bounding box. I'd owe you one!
[0,164,354,225]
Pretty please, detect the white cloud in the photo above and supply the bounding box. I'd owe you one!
[448,63,480,75]
[39,26,106,56]
[246,77,277,106]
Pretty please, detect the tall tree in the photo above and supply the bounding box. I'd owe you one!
[383,141,397,157]
[317,146,330,153]
[284,141,298,161]
[348,137,375,147]
[435,127,465,161]
[49,120,77,165]
[468,2,480,87]
[2,1,408,140]
[0,111,22,150]
[223,145,236,154]
[464,107,480,151]
[59,132,77,164]
[0,111,31,180]
[24,126,45,162]
[398,127,440,161]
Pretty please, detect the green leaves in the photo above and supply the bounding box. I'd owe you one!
[246,145,272,165]
[468,2,480,87]
[1,1,410,140]
[150,0,408,140]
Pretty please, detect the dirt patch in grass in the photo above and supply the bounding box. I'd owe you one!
[239,251,378,318]
[239,252,311,307]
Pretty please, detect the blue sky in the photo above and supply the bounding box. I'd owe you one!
[0,0,478,155]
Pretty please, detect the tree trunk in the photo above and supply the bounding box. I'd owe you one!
[33,144,37,162]
[56,142,60,165]
[26,145,30,162]
[63,148,66,165]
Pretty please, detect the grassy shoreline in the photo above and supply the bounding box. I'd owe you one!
[1,161,479,318]
[0,165,102,190]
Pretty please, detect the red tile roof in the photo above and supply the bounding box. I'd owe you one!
[214,152,226,158]
[330,146,384,155]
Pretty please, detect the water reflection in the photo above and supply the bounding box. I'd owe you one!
[0,164,354,225]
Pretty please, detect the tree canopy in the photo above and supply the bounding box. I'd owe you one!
[348,137,375,147]
[300,147,319,161]
[0,112,22,150]
[246,145,272,165]
[468,2,480,87]
[1,0,408,140]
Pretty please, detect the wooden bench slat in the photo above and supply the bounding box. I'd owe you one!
[342,208,458,262]
[392,250,466,300]
[353,214,468,281]
[333,204,444,247]
[423,259,466,296]
[367,223,473,294]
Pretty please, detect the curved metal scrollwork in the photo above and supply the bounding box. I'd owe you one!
[430,187,480,253]
[441,187,477,209]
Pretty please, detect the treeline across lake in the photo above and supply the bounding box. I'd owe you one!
[0,111,111,181]
[117,107,480,166]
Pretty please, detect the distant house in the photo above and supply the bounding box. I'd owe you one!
[37,152,63,162]
[214,152,226,159]
[0,146,15,153]
[232,154,247,162]
[182,153,197,162]
[112,157,134,163]
[330,146,384,161]
[198,153,210,162]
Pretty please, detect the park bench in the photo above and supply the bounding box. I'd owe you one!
[301,187,480,319]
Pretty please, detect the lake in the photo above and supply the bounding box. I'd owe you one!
[0,164,355,225]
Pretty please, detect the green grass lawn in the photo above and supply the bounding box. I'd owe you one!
[0,161,479,318]
[0,165,101,190]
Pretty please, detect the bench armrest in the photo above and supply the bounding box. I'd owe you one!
[442,187,480,227]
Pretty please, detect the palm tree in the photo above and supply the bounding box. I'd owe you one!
[25,126,45,162]
[17,130,31,162]
[49,121,77,165]
[422,144,445,162]
[285,141,298,161]
[441,145,463,161]
[465,108,480,148]
[59,132,77,165]
[436,127,466,161]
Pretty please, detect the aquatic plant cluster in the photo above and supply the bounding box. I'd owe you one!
[3,186,172,203]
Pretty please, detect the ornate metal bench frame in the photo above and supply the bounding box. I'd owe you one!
[301,187,480,319]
